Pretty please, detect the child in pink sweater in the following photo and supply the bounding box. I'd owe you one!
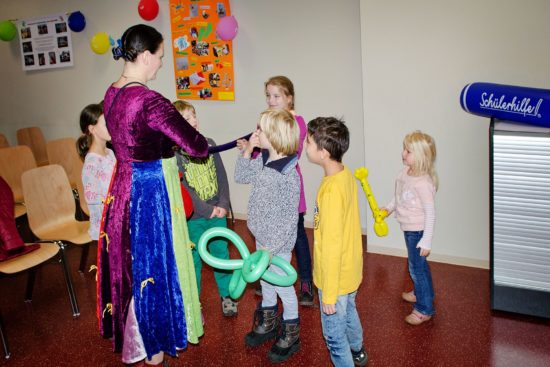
[382,130,438,325]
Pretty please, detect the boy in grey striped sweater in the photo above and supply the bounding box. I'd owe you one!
[235,109,301,363]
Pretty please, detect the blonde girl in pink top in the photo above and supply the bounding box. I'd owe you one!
[382,130,438,325]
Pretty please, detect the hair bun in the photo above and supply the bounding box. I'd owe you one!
[124,49,138,62]
[112,46,124,60]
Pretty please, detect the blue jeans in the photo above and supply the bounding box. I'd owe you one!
[405,231,435,315]
[294,213,312,283]
[318,289,363,367]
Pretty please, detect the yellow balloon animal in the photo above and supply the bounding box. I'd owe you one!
[354,167,388,237]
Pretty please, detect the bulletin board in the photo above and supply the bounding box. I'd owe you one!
[169,0,235,101]
[18,13,74,71]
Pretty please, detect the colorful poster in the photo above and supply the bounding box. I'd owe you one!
[169,0,235,101]
[17,13,74,71]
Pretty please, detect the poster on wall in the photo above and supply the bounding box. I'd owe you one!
[169,0,235,101]
[17,13,74,71]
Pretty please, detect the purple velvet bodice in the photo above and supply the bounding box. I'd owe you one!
[104,85,208,163]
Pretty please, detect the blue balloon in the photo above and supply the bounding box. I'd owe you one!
[68,11,86,32]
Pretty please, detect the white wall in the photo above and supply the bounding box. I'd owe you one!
[0,1,367,230]
[5,0,547,268]
[361,0,550,267]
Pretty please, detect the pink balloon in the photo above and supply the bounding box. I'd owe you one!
[216,15,238,41]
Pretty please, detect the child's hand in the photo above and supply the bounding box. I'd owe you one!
[322,302,336,315]
[238,131,260,158]
[248,131,260,151]
[419,248,431,257]
[210,206,227,218]
[236,139,248,152]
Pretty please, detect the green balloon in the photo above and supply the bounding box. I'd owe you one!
[197,226,298,299]
[263,255,298,287]
[242,250,270,283]
[228,269,247,299]
[197,227,248,270]
[0,20,17,42]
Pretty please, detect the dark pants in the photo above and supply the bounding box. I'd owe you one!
[294,213,312,283]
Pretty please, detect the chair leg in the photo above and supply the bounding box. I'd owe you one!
[24,269,37,302]
[229,201,235,225]
[56,241,80,317]
[0,312,10,359]
[73,189,87,221]
[79,243,90,273]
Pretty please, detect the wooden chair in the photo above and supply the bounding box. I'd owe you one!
[21,164,92,279]
[0,311,7,359]
[0,133,9,148]
[0,176,79,358]
[0,146,37,218]
[46,137,89,219]
[0,242,79,358]
[75,171,89,217]
[46,137,83,190]
[16,127,49,167]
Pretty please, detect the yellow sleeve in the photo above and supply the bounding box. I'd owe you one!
[319,184,345,305]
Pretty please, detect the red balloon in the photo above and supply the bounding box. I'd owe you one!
[138,0,159,21]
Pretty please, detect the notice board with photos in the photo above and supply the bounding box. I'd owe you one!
[169,0,235,101]
[18,13,74,71]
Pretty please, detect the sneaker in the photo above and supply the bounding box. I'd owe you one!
[351,346,368,366]
[401,291,416,303]
[405,309,432,325]
[255,282,262,296]
[298,281,314,306]
[221,296,238,317]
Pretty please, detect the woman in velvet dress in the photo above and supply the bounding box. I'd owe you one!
[97,24,208,366]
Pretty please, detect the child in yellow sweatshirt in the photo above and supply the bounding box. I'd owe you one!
[305,117,367,367]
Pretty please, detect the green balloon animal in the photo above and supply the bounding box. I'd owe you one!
[197,227,297,299]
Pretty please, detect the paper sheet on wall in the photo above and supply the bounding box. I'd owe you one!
[169,0,235,101]
[17,13,74,71]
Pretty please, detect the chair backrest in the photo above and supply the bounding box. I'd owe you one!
[16,127,48,166]
[21,164,76,236]
[0,133,9,148]
[46,137,83,190]
[0,145,37,203]
[75,167,89,216]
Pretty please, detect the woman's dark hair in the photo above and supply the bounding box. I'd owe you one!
[113,24,163,61]
[76,102,104,160]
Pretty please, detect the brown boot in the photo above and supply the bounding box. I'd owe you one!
[244,302,279,347]
[268,317,300,363]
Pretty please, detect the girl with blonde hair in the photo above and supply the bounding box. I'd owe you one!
[382,130,438,325]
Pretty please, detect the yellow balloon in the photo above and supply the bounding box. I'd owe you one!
[354,167,389,237]
[90,32,110,54]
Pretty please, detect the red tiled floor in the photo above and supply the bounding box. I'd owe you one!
[1,220,549,366]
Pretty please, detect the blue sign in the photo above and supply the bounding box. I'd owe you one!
[460,82,550,127]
